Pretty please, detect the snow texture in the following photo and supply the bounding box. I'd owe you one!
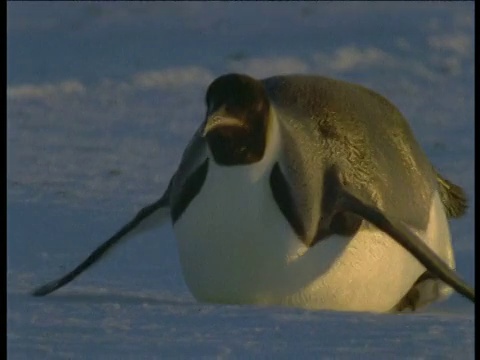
[7,2,474,359]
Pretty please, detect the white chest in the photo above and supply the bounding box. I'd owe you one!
[173,155,304,299]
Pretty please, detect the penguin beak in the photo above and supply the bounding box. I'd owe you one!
[202,109,246,137]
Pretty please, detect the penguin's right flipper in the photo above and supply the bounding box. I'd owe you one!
[31,180,172,297]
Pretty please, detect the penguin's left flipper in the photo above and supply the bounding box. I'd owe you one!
[31,181,172,297]
[337,190,475,304]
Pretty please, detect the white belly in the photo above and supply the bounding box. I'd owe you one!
[173,156,454,313]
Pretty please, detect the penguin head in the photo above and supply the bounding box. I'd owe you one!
[202,73,271,166]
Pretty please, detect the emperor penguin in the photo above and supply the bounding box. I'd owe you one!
[33,74,474,313]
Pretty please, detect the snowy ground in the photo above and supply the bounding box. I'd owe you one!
[7,2,474,359]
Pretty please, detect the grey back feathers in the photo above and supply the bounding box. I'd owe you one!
[261,75,457,234]
[172,74,467,231]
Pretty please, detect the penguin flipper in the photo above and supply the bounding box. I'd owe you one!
[337,190,475,304]
[31,181,172,297]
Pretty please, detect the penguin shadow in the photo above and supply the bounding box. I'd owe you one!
[28,288,196,307]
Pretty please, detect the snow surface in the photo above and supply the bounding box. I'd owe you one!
[7,2,474,359]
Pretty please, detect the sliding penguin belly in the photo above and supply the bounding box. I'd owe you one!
[174,171,453,312]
